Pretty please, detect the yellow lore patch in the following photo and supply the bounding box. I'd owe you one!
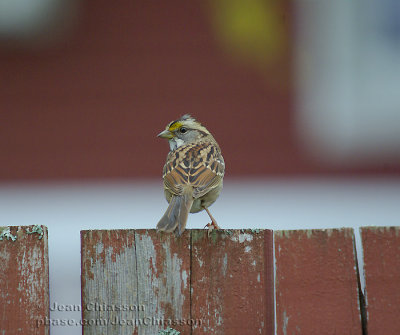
[168,121,182,132]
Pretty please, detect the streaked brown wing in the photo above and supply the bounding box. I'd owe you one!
[163,163,187,195]
[163,142,224,198]
[191,167,223,199]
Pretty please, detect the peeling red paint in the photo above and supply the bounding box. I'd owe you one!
[81,229,191,335]
[0,225,49,335]
[191,229,274,335]
[81,229,273,335]
[275,228,362,335]
[140,229,191,334]
[361,226,400,334]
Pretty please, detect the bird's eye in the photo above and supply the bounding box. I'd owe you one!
[180,127,187,134]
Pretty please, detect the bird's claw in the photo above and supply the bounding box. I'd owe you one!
[204,221,220,237]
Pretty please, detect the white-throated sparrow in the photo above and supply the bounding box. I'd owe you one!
[157,114,225,236]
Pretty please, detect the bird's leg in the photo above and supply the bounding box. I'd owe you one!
[203,206,220,233]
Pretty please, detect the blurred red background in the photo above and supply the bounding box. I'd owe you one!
[0,0,398,180]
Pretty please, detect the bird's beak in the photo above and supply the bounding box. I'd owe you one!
[157,129,174,139]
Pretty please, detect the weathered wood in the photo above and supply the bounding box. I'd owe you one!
[274,228,362,335]
[135,230,191,334]
[81,229,191,335]
[361,226,400,335]
[191,229,274,335]
[81,229,273,335]
[81,230,139,335]
[0,225,49,335]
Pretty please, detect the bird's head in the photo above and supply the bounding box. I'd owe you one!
[157,114,211,150]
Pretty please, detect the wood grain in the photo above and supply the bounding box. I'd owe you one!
[81,229,274,335]
[0,225,49,335]
[135,230,191,335]
[191,229,274,335]
[274,228,362,335]
[81,229,191,335]
[361,226,400,335]
[81,229,139,335]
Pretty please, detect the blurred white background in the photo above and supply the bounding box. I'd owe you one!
[295,0,400,164]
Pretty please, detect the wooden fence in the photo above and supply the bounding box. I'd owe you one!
[1,225,400,334]
[0,225,49,335]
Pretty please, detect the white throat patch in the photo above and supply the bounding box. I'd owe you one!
[169,138,185,151]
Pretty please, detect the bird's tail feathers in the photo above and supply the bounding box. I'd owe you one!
[157,190,193,236]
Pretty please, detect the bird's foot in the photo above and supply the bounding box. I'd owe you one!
[204,221,220,237]
[202,206,220,236]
